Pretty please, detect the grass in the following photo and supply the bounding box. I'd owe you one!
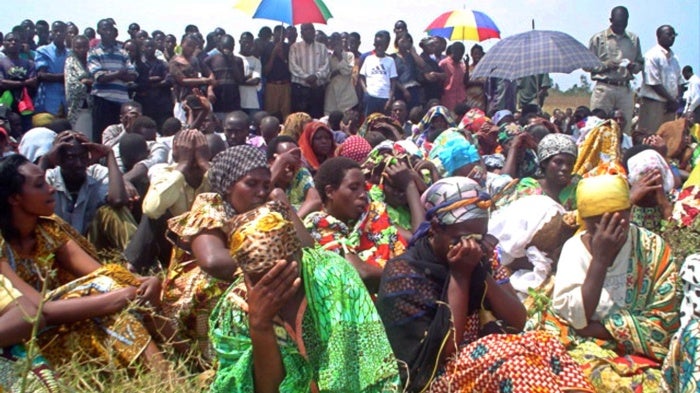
[542,90,591,115]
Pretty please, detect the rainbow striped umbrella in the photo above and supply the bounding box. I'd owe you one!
[235,0,333,25]
[425,10,500,41]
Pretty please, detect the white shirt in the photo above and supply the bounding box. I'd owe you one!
[684,74,700,114]
[552,230,632,330]
[359,54,397,99]
[239,54,262,110]
[289,40,330,86]
[639,44,682,102]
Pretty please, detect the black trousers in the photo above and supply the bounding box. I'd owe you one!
[92,96,122,142]
[291,83,325,119]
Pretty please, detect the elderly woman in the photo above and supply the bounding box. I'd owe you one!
[495,133,578,211]
[304,157,407,291]
[528,175,680,391]
[161,145,311,361]
[208,201,400,392]
[376,177,593,392]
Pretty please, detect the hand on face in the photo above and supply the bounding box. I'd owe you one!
[590,212,627,266]
[245,259,301,330]
[446,235,483,278]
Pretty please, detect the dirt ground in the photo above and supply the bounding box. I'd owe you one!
[541,91,591,116]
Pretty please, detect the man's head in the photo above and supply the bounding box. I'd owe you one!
[49,21,67,48]
[65,23,79,48]
[119,101,143,130]
[348,32,361,52]
[219,34,235,56]
[36,20,49,43]
[224,111,250,147]
[315,30,328,47]
[83,27,96,40]
[2,33,20,56]
[128,22,140,39]
[300,24,315,44]
[97,19,117,45]
[258,26,272,42]
[373,30,391,57]
[609,6,629,35]
[391,100,408,123]
[142,38,157,59]
[119,133,149,171]
[656,25,677,49]
[55,131,91,184]
[683,65,694,81]
[185,24,199,34]
[131,116,158,141]
[285,25,298,43]
[393,20,407,39]
[260,116,281,144]
[450,42,465,62]
[239,32,254,56]
[20,20,35,43]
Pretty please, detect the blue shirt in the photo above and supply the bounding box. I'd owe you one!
[34,43,69,115]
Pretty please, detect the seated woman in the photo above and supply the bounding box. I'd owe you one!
[529,175,679,392]
[279,112,312,142]
[298,121,336,174]
[304,157,407,292]
[209,201,400,392]
[413,105,455,149]
[0,155,166,375]
[377,177,593,392]
[489,195,578,301]
[161,145,312,362]
[663,253,700,392]
[266,135,322,218]
[624,145,675,234]
[495,133,578,211]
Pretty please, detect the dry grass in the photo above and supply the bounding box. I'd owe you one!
[542,91,591,115]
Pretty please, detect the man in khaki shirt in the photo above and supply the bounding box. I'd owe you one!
[588,6,644,134]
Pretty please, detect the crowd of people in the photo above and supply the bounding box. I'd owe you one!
[1,4,700,392]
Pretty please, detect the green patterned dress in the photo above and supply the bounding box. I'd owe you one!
[208,247,401,392]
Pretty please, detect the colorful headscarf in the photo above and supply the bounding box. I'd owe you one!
[298,121,336,170]
[417,106,456,134]
[576,175,630,219]
[228,201,301,274]
[492,110,513,126]
[627,149,675,193]
[573,119,623,177]
[497,122,523,146]
[209,145,268,216]
[32,112,55,128]
[358,113,404,139]
[483,154,505,170]
[459,108,488,133]
[411,177,491,245]
[336,135,371,163]
[280,112,312,141]
[537,133,577,163]
[429,129,481,177]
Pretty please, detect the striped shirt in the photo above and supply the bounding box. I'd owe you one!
[289,40,330,86]
[87,42,135,103]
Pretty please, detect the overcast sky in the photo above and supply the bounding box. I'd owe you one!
[2,0,698,89]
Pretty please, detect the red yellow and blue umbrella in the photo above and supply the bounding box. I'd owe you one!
[234,0,333,25]
[425,10,500,42]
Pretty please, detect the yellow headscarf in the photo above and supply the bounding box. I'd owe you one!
[576,175,630,220]
[573,119,623,177]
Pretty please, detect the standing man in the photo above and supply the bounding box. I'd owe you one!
[288,23,329,119]
[682,66,700,122]
[638,25,681,134]
[88,19,137,142]
[360,31,397,116]
[35,21,68,116]
[238,32,262,116]
[263,25,292,120]
[588,6,643,134]
[205,34,244,121]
